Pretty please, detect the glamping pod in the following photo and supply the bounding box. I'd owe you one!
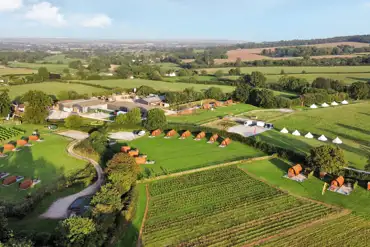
[318,135,328,142]
[165,129,177,138]
[292,130,301,136]
[203,103,211,110]
[195,132,206,140]
[215,101,223,107]
[180,130,191,139]
[151,129,161,137]
[310,104,318,109]
[209,134,219,143]
[29,135,39,141]
[368,182,370,191]
[19,179,33,190]
[288,164,302,178]
[121,146,131,153]
[331,176,345,187]
[128,149,139,157]
[17,139,28,146]
[220,138,231,147]
[341,100,349,105]
[332,137,343,144]
[135,157,147,165]
[3,176,16,185]
[331,101,339,106]
[319,172,327,180]
[280,128,289,134]
[3,143,15,151]
[305,132,314,139]
[321,103,329,108]
[225,99,233,105]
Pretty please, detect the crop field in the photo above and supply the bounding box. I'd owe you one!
[0,124,86,203]
[124,134,265,175]
[6,82,103,99]
[8,62,70,73]
[239,158,370,215]
[168,104,258,124]
[258,102,370,169]
[82,79,235,92]
[0,127,24,143]
[140,167,338,247]
[0,67,36,76]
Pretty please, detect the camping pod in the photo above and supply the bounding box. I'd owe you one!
[341,100,349,105]
[166,129,177,138]
[135,157,147,165]
[221,138,231,147]
[3,176,16,185]
[318,135,328,142]
[195,132,206,140]
[209,134,219,143]
[368,182,370,191]
[128,149,139,157]
[331,176,345,187]
[305,132,314,139]
[19,179,33,190]
[3,143,15,151]
[151,129,161,137]
[121,146,131,153]
[288,164,303,178]
[280,128,289,134]
[332,137,343,144]
[331,101,339,106]
[203,103,211,110]
[29,135,39,141]
[17,139,28,146]
[319,172,327,179]
[292,130,301,136]
[321,103,329,108]
[181,130,191,139]
[310,104,318,109]
[225,99,233,105]
[215,101,223,107]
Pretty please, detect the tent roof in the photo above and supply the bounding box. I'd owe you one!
[318,135,328,141]
[292,130,301,136]
[280,128,289,133]
[305,132,314,138]
[333,137,343,144]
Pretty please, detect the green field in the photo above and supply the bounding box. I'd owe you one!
[122,134,265,175]
[82,79,236,92]
[156,62,180,71]
[258,102,370,169]
[244,110,294,122]
[38,54,83,64]
[0,124,87,203]
[168,104,258,124]
[8,62,70,73]
[6,82,103,99]
[239,158,370,215]
[138,166,337,247]
[0,67,36,76]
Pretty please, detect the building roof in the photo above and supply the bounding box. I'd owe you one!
[140,95,164,104]
[107,102,154,111]
[60,99,105,108]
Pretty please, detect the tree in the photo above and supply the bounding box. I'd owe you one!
[307,145,346,174]
[149,71,162,81]
[235,57,242,67]
[115,65,131,79]
[200,70,207,76]
[90,183,122,214]
[63,68,70,74]
[235,68,241,75]
[214,70,224,78]
[136,86,156,96]
[144,108,167,130]
[125,108,142,126]
[233,84,252,103]
[349,81,370,100]
[88,131,107,154]
[56,217,97,247]
[22,90,52,124]
[38,67,49,81]
[68,60,83,70]
[204,87,225,100]
[0,207,10,242]
[65,115,83,129]
[0,90,11,118]
[242,71,266,88]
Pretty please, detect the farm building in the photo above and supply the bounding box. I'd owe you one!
[108,101,154,117]
[58,99,107,113]
[136,95,167,107]
[288,164,302,178]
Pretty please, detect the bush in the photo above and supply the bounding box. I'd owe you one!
[64,115,84,129]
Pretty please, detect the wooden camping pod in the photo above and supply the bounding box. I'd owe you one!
[331,176,345,187]
[181,130,191,138]
[19,179,33,190]
[17,139,28,146]
[151,129,161,137]
[29,135,39,141]
[3,144,15,151]
[209,134,219,142]
[215,101,223,107]
[135,157,147,165]
[203,103,211,110]
[121,146,131,153]
[128,149,139,157]
[367,182,370,191]
[195,132,206,139]
[221,138,231,146]
[3,176,16,185]
[166,130,177,137]
[288,164,303,178]
[225,99,233,105]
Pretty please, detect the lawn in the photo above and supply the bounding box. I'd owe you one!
[258,102,370,169]
[6,82,103,99]
[168,103,259,124]
[8,62,70,73]
[265,73,370,84]
[81,79,236,93]
[244,110,294,122]
[122,134,265,175]
[137,166,338,247]
[0,67,36,76]
[0,124,87,203]
[156,62,181,71]
[239,158,370,216]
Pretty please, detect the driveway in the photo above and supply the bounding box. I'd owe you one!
[228,125,269,137]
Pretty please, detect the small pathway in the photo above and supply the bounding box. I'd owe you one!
[40,140,104,219]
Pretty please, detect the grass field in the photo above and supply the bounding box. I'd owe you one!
[0,67,36,76]
[239,158,370,215]
[6,82,103,99]
[156,62,181,71]
[82,79,236,92]
[168,104,258,124]
[38,54,83,64]
[265,73,370,84]
[138,166,338,247]
[8,62,70,73]
[0,124,87,203]
[258,102,370,169]
[122,134,265,175]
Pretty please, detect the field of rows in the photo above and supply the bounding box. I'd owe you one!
[261,214,370,247]
[0,126,24,142]
[142,167,338,247]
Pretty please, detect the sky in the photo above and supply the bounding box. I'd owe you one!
[0,0,369,41]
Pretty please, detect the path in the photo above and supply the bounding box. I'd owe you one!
[136,184,150,247]
[40,140,104,219]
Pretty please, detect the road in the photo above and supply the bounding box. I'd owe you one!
[40,140,104,219]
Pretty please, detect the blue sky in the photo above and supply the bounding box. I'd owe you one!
[0,0,369,41]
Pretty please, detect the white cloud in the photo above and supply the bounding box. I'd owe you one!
[25,2,66,26]
[81,14,112,28]
[0,0,23,11]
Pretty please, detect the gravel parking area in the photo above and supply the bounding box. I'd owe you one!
[109,132,141,141]
[58,130,89,140]
[228,125,269,137]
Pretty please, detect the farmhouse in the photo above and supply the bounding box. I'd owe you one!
[58,99,107,113]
